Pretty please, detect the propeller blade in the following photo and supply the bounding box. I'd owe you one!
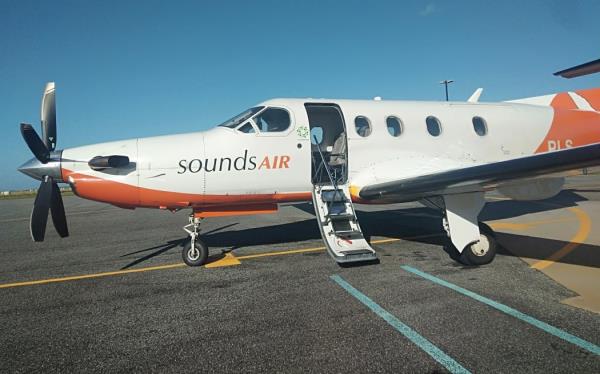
[30,177,53,242]
[50,182,69,238]
[20,123,50,163]
[41,82,57,151]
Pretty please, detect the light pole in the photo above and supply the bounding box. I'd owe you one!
[440,79,454,101]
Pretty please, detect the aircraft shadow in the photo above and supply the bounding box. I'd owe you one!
[119,223,238,269]
[480,190,587,221]
[495,232,600,268]
[120,190,599,268]
[120,238,185,269]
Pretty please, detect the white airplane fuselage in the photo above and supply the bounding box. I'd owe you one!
[59,95,600,213]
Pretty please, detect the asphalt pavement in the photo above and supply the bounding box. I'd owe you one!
[1,180,599,373]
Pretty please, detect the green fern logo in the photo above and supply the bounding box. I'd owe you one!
[297,126,309,138]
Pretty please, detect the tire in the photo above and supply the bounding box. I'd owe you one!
[459,229,497,266]
[182,238,208,267]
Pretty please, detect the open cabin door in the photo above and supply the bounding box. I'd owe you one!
[304,104,377,264]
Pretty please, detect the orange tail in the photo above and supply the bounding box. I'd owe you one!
[510,87,600,112]
[570,88,600,111]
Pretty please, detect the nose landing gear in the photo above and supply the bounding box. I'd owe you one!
[182,214,208,266]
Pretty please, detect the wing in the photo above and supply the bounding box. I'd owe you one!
[358,143,600,202]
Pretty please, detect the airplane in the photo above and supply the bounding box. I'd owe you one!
[17,82,600,267]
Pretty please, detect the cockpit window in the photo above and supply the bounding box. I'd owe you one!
[253,108,291,132]
[218,106,264,128]
[237,122,256,133]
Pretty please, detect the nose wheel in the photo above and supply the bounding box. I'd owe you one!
[182,214,209,266]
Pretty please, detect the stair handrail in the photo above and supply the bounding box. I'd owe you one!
[313,136,337,189]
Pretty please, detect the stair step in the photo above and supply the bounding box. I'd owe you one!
[338,250,378,262]
[312,183,378,265]
[333,229,362,237]
[327,212,355,220]
[340,249,374,256]
[321,190,346,202]
[327,202,349,214]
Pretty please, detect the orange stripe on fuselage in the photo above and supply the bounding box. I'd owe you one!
[62,169,312,210]
[534,94,600,153]
[576,88,600,111]
[550,92,578,110]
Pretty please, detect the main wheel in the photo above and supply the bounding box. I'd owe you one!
[182,238,209,266]
[459,226,497,266]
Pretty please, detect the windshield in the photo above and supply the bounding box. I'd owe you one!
[218,106,264,128]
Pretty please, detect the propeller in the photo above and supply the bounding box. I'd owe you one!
[41,82,57,151]
[19,82,69,242]
[20,123,50,163]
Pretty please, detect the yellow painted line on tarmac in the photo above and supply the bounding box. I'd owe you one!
[0,201,589,288]
[204,253,241,268]
[531,207,592,270]
[234,233,443,261]
[0,263,187,289]
[489,217,577,231]
[489,222,531,231]
[0,234,444,289]
[237,246,325,260]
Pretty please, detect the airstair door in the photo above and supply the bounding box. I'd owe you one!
[312,183,377,263]
[304,103,377,264]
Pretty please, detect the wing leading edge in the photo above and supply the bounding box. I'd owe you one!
[359,143,600,202]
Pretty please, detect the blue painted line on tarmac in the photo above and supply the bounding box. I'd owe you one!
[329,274,471,374]
[401,265,600,356]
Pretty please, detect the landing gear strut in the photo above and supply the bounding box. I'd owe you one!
[439,192,498,266]
[182,214,208,266]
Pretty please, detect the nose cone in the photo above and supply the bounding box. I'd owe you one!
[18,157,45,180]
[18,152,63,181]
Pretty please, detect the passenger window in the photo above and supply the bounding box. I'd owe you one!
[472,116,488,136]
[310,127,323,144]
[386,116,403,137]
[253,107,290,132]
[426,116,442,136]
[354,116,371,137]
[237,122,255,133]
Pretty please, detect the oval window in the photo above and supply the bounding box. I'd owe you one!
[472,116,487,136]
[386,116,403,137]
[426,116,442,136]
[354,116,371,137]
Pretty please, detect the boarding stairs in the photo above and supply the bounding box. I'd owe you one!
[311,139,377,264]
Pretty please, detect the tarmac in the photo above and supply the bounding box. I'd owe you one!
[1,176,599,373]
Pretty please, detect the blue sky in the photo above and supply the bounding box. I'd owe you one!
[1,0,599,190]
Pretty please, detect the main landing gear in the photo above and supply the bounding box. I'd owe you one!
[449,222,497,266]
[432,192,499,266]
[182,214,209,266]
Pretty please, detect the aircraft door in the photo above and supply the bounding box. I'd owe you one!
[304,104,348,185]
